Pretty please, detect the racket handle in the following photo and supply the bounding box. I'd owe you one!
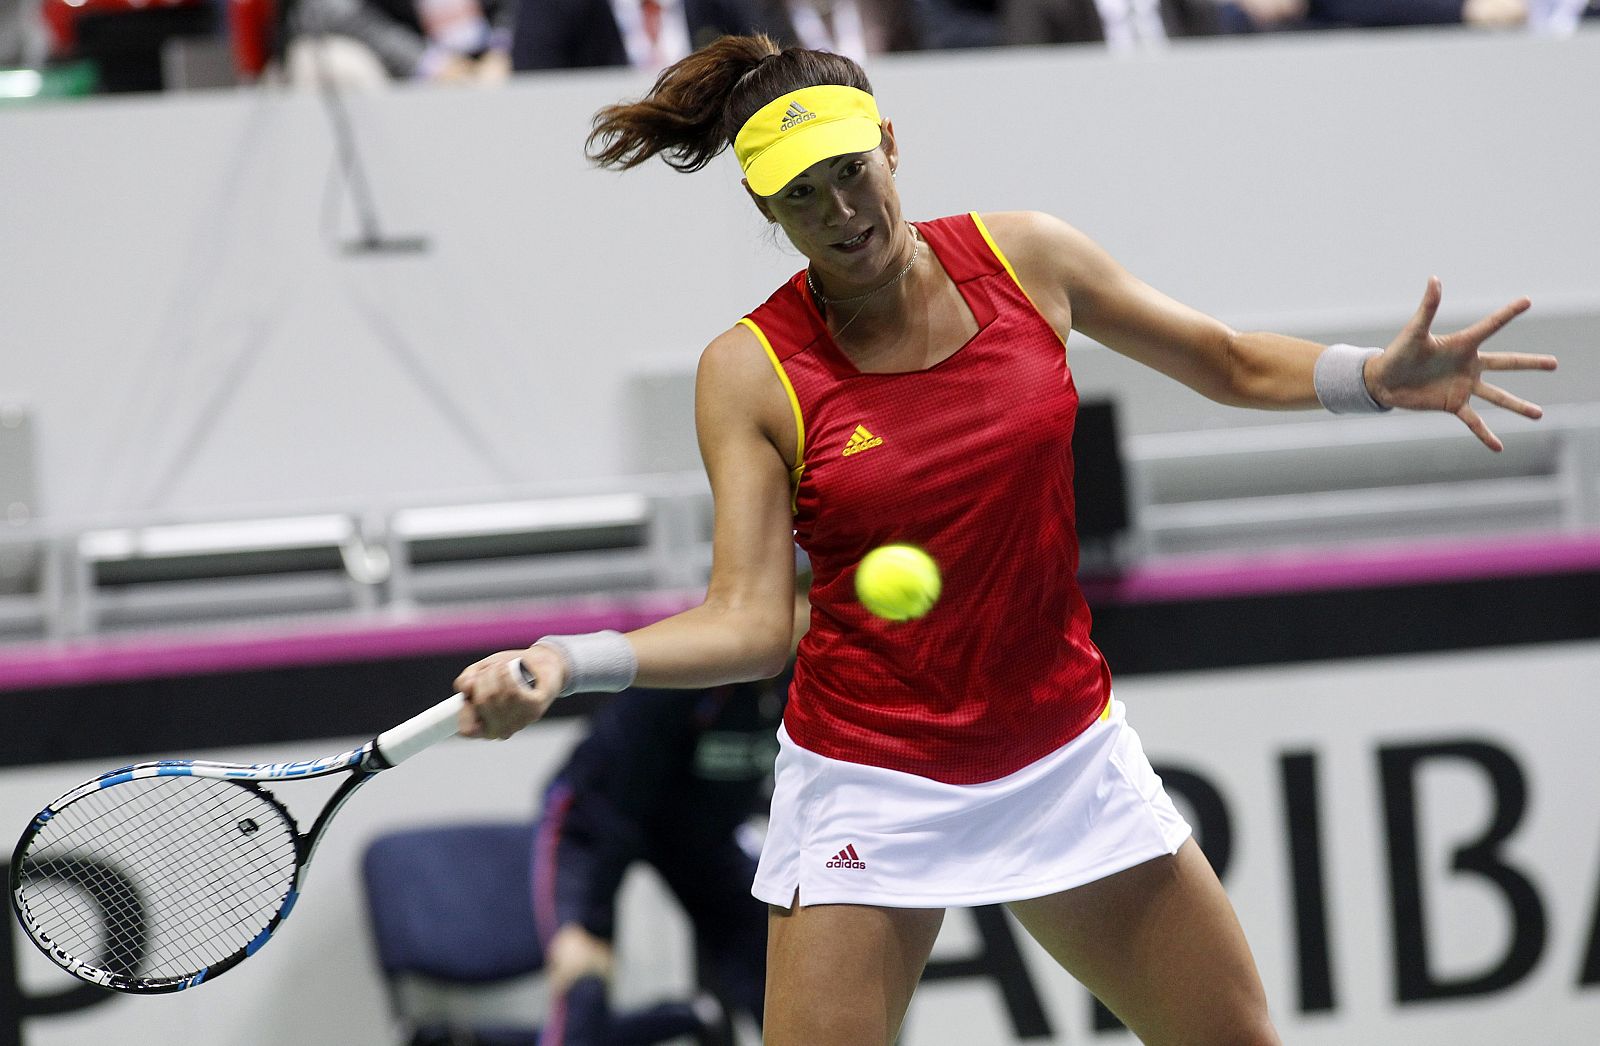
[374,693,466,766]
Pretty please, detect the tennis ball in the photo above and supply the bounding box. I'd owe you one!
[855,544,941,622]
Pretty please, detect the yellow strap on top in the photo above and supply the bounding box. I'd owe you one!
[738,317,806,510]
[969,211,1067,349]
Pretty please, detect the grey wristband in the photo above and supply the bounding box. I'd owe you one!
[534,630,638,697]
[1314,344,1391,415]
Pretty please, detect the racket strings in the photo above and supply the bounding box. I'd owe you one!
[23,780,297,976]
[88,779,299,968]
[24,787,212,975]
[29,779,272,968]
[16,775,299,982]
[132,821,294,966]
[37,781,251,937]
[19,781,209,972]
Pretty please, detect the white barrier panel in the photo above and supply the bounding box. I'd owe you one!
[910,641,1600,1045]
[1,30,1597,522]
[5,639,1600,1043]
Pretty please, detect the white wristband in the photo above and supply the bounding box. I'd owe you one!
[1314,344,1391,414]
[533,630,638,697]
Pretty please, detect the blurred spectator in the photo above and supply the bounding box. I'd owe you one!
[1212,0,1306,31]
[283,0,512,88]
[916,0,1000,48]
[1304,0,1527,27]
[1530,0,1600,30]
[754,0,922,59]
[38,0,220,91]
[520,578,810,1046]
[509,0,767,72]
[1215,0,1600,31]
[1002,0,1220,49]
[1,0,47,67]
[526,671,788,1045]
[17,0,276,89]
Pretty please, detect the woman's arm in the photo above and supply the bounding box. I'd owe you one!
[983,209,1554,449]
[984,210,1324,409]
[627,324,805,686]
[455,324,802,737]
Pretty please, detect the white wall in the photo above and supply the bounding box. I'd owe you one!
[1,29,1597,526]
[908,641,1600,1044]
[7,640,1600,1044]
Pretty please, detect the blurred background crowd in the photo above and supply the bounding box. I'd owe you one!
[0,0,1596,97]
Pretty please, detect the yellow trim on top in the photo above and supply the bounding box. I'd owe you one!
[738,317,807,508]
[969,211,1067,348]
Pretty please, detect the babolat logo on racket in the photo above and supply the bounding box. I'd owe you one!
[781,101,817,132]
[21,914,116,987]
[826,843,866,869]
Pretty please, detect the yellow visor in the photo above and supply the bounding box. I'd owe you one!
[734,84,883,197]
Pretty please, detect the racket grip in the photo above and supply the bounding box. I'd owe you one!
[374,693,466,766]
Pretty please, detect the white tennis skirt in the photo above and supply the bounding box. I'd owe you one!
[752,698,1192,909]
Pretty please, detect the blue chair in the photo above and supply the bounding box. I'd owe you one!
[361,822,714,1046]
[362,822,545,1045]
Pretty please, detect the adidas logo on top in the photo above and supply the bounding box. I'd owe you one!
[780,101,818,132]
[842,424,883,457]
[826,843,866,870]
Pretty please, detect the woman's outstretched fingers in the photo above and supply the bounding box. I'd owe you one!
[1456,403,1502,453]
[1403,275,1445,342]
[1474,379,1543,419]
[1481,351,1559,373]
[1455,296,1532,348]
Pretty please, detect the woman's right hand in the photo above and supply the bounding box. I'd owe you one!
[453,644,569,740]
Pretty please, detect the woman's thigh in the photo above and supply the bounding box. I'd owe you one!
[764,896,946,1046]
[1007,839,1280,1046]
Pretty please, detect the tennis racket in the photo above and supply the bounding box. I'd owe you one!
[8,692,466,994]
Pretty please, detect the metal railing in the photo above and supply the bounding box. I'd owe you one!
[1124,404,1600,557]
[5,405,1600,643]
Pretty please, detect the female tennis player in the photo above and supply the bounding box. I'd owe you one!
[454,35,1556,1046]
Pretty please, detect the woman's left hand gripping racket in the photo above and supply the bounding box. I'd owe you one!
[8,693,466,993]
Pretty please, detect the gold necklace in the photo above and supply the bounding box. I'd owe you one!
[807,223,920,339]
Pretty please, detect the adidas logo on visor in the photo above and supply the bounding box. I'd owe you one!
[780,101,817,132]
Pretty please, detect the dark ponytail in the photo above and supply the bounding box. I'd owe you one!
[586,35,874,174]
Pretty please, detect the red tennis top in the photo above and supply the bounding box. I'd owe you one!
[740,212,1112,785]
